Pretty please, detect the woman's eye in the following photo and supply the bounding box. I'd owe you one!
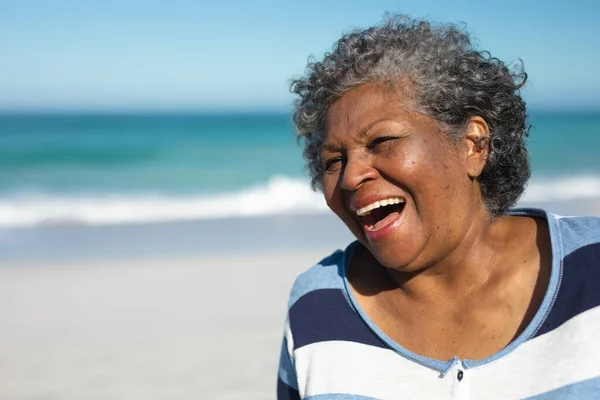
[368,136,397,150]
[324,157,342,172]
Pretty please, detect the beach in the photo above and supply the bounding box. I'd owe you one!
[1,112,599,398]
[0,252,313,399]
[0,213,355,399]
[1,199,599,399]
[2,0,600,396]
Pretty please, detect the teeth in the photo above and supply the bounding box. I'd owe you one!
[356,197,405,216]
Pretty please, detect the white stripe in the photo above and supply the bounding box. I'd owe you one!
[284,316,295,359]
[292,307,600,399]
[294,341,454,399]
[468,306,600,399]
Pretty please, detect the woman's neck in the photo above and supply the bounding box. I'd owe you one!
[383,214,522,303]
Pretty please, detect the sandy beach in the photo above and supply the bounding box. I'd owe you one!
[1,201,598,399]
[0,249,330,399]
[0,212,355,399]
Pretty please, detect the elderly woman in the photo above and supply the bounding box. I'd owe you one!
[277,15,600,400]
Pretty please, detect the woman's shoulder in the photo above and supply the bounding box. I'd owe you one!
[551,212,600,275]
[552,213,600,253]
[284,242,386,353]
[287,243,357,310]
[532,210,600,338]
[508,207,600,255]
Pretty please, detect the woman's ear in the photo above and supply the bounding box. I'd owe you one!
[464,116,490,178]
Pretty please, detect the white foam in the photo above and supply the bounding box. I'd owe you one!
[0,176,329,228]
[522,175,600,202]
[1,174,599,228]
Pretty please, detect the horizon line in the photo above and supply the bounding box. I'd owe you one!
[1,106,599,116]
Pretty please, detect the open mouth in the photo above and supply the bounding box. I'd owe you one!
[356,198,406,232]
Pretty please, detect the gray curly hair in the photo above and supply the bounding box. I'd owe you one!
[290,14,530,217]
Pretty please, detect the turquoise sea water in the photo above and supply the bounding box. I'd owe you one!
[0,114,301,195]
[1,112,599,227]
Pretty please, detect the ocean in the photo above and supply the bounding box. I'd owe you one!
[1,112,599,228]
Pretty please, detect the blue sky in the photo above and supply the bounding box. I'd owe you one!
[1,0,599,111]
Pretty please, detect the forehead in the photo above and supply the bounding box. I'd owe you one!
[323,82,423,141]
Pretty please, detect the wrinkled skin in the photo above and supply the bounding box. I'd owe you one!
[321,82,490,273]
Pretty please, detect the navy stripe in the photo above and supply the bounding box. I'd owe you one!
[277,377,301,400]
[289,288,387,350]
[535,243,600,337]
[525,376,600,399]
[305,395,382,399]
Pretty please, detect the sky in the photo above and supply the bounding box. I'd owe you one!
[1,0,599,112]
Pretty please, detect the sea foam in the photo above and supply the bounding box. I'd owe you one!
[0,176,328,227]
[1,175,599,228]
[521,175,600,202]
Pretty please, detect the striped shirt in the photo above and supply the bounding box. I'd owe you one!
[277,209,600,399]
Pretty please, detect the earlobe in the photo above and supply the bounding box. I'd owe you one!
[464,116,490,178]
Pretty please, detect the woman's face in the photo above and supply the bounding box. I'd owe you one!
[321,83,486,272]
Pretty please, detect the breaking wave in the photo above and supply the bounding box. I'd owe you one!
[0,176,328,227]
[1,174,599,228]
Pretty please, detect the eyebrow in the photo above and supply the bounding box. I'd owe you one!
[358,117,396,138]
[321,117,398,153]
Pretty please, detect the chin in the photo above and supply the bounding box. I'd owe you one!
[375,252,416,272]
[344,217,421,270]
[360,239,420,272]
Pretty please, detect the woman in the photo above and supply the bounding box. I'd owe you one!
[277,15,600,400]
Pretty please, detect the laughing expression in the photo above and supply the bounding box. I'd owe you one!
[321,83,484,272]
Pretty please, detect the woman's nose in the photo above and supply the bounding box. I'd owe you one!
[339,153,377,191]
